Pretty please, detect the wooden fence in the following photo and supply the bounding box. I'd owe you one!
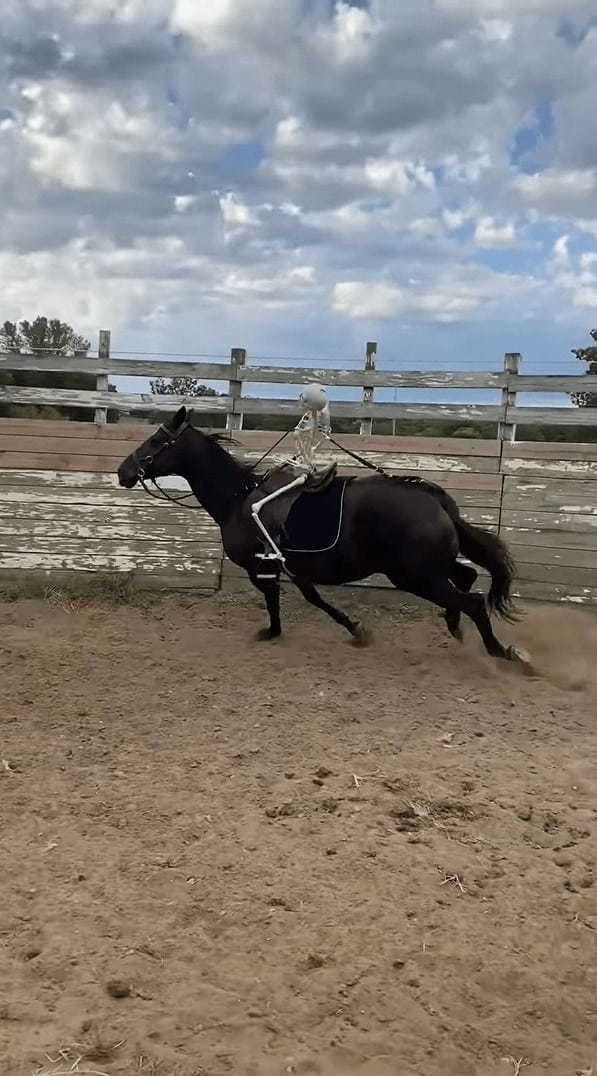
[2,334,597,432]
[0,337,595,604]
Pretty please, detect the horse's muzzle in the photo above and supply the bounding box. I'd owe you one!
[117,460,139,488]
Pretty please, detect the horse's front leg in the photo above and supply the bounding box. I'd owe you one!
[248,571,282,640]
[294,579,370,645]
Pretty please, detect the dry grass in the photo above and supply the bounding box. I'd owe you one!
[0,572,159,608]
[33,1036,125,1076]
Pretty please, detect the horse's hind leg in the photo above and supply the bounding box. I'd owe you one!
[390,572,510,661]
[294,579,369,645]
[445,561,478,641]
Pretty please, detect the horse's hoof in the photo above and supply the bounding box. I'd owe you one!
[256,628,281,642]
[351,621,372,647]
[506,645,534,673]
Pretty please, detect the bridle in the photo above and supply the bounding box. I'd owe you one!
[131,419,203,508]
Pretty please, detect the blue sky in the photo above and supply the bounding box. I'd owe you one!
[1,0,597,410]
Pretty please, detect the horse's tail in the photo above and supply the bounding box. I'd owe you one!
[408,479,518,621]
[453,517,518,621]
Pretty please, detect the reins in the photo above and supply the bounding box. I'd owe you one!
[134,419,398,511]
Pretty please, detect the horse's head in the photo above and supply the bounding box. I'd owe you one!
[118,406,190,488]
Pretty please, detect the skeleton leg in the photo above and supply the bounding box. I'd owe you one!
[251,474,307,575]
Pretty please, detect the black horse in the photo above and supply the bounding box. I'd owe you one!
[118,407,527,664]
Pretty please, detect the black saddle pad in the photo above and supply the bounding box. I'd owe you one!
[281,477,350,554]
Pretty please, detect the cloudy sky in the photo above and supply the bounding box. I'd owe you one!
[1,0,597,380]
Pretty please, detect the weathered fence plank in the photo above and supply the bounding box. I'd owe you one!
[237,398,504,422]
[508,543,597,568]
[511,580,597,604]
[511,561,597,587]
[0,519,219,543]
[508,406,597,426]
[3,349,597,394]
[0,550,221,576]
[0,534,223,559]
[501,525,597,551]
[502,477,597,512]
[501,509,597,534]
[4,500,218,531]
[0,386,230,412]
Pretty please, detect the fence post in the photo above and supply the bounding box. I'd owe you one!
[94,329,110,425]
[359,341,377,437]
[226,347,246,432]
[498,352,520,443]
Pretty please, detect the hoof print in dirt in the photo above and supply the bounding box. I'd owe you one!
[389,804,418,831]
[105,979,131,999]
[306,953,327,970]
[319,797,340,814]
[265,802,297,819]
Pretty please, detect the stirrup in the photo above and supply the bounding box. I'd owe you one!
[255,551,283,581]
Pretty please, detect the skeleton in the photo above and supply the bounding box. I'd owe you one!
[251,383,332,575]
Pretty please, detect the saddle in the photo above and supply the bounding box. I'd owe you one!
[303,462,337,492]
[253,465,349,581]
[281,471,350,554]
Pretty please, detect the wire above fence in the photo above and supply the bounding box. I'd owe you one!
[1,335,596,439]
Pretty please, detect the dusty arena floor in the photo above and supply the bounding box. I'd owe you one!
[1,588,596,1076]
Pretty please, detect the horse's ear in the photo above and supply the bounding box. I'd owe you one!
[172,406,187,429]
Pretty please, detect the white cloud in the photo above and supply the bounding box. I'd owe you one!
[333,267,532,321]
[170,0,298,49]
[317,2,378,63]
[549,237,597,310]
[333,263,539,320]
[2,0,597,357]
[552,234,570,267]
[365,158,435,194]
[409,217,443,237]
[216,265,316,307]
[473,215,517,248]
[442,205,477,231]
[174,195,197,213]
[20,84,178,192]
[219,192,260,229]
[333,281,406,319]
[513,169,597,216]
[478,18,512,42]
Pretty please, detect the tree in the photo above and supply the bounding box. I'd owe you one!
[150,376,219,398]
[145,376,224,426]
[0,315,118,422]
[1,316,89,355]
[571,328,597,409]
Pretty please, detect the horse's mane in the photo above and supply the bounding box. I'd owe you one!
[204,431,267,486]
[207,431,446,496]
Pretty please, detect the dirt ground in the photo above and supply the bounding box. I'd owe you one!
[1,587,596,1076]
